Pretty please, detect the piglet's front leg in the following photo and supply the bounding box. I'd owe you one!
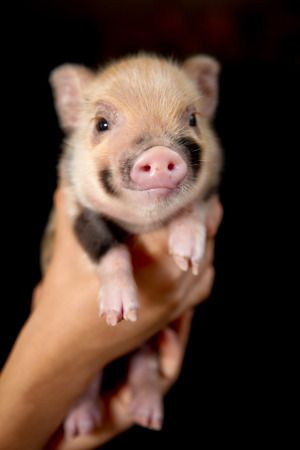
[168,202,207,275]
[97,245,139,326]
[74,208,138,326]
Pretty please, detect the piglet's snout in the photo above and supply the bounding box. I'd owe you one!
[130,146,187,190]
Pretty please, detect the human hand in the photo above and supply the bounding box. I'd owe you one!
[0,190,222,450]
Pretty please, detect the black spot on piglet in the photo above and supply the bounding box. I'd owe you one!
[74,209,128,262]
[100,168,119,196]
[176,137,202,179]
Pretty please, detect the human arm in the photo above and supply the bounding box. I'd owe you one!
[0,191,222,450]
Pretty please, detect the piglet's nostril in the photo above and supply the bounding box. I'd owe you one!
[130,146,187,190]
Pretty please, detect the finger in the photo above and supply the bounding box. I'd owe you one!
[197,239,214,276]
[172,309,194,347]
[175,239,214,303]
[53,188,70,227]
[174,265,215,320]
[159,310,194,380]
[206,196,223,238]
[51,188,83,260]
[53,189,76,245]
[158,328,181,380]
[186,266,215,310]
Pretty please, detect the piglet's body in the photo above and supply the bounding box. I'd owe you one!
[44,54,223,438]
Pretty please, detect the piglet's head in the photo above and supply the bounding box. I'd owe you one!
[50,55,221,228]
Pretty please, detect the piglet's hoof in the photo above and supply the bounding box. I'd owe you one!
[168,221,206,275]
[130,389,164,431]
[98,275,139,326]
[64,400,102,440]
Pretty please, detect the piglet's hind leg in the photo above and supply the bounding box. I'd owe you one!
[64,372,102,440]
[128,346,163,430]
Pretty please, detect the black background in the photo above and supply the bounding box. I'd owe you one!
[0,0,298,448]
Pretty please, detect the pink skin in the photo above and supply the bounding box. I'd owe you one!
[62,169,210,440]
[168,202,208,275]
[130,146,187,191]
[63,343,163,439]
[48,56,221,441]
[97,245,139,326]
[64,373,102,440]
[128,345,163,431]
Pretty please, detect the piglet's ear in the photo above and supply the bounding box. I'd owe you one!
[183,55,220,119]
[49,64,94,132]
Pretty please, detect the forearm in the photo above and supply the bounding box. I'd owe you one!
[0,300,100,449]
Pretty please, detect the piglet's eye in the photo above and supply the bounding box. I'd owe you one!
[189,113,197,127]
[96,118,109,132]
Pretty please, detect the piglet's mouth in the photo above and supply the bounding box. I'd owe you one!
[126,184,183,198]
[128,185,174,192]
[136,186,174,198]
[123,185,179,205]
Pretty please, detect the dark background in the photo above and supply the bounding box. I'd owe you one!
[1,0,298,447]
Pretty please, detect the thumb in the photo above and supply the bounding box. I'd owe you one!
[206,195,223,238]
[51,188,82,258]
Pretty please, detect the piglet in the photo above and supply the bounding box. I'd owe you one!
[43,53,223,438]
